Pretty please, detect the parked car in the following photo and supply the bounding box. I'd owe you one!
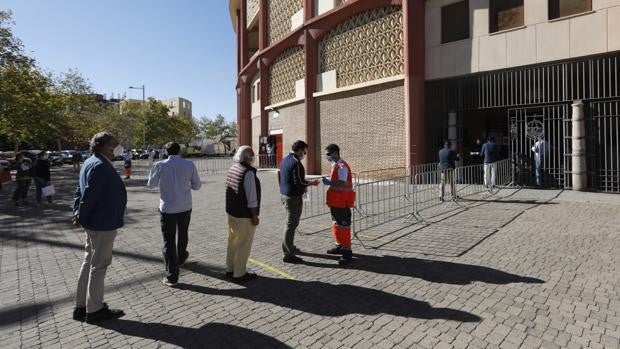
[61,150,75,164]
[46,151,64,166]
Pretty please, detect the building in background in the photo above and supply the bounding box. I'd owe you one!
[230,0,620,192]
[162,97,193,119]
[119,99,145,114]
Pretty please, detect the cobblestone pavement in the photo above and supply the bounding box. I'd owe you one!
[0,163,619,348]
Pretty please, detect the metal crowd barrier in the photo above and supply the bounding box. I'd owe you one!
[352,158,513,236]
[256,154,277,169]
[300,182,329,220]
[193,157,234,174]
[353,174,416,233]
[301,163,440,227]
[125,155,278,181]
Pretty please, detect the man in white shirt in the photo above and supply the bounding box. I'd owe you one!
[147,142,202,287]
[531,136,548,187]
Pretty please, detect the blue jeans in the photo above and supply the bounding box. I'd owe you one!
[34,176,52,204]
[535,158,543,187]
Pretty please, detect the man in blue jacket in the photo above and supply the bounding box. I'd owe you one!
[72,132,127,323]
[279,140,319,264]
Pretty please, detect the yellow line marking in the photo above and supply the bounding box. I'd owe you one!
[248,258,295,280]
[357,234,391,244]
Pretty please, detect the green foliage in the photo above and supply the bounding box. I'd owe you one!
[197,113,237,140]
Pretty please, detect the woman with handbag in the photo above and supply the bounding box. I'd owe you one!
[33,151,53,206]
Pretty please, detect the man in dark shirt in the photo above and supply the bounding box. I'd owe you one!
[480,136,499,189]
[279,140,319,264]
[438,140,459,202]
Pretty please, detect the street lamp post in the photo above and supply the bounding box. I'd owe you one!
[129,85,146,150]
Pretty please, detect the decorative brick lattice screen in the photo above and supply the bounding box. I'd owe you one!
[320,6,404,88]
[267,0,303,45]
[247,0,259,27]
[269,46,305,104]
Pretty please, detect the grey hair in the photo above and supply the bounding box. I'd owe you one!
[89,132,116,153]
[233,145,254,163]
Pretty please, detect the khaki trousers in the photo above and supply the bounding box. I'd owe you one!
[226,215,256,278]
[75,229,117,313]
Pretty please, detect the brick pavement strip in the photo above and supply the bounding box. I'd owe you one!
[0,164,619,348]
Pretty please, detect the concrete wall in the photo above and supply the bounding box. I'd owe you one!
[317,81,406,175]
[251,115,261,152]
[426,0,620,80]
[268,101,306,163]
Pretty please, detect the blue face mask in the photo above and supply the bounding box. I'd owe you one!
[326,155,334,162]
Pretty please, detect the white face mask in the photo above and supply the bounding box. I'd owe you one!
[113,145,123,158]
[299,154,306,161]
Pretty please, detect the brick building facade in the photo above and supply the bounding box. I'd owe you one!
[230,0,620,192]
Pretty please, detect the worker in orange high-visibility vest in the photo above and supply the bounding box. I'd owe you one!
[321,144,355,265]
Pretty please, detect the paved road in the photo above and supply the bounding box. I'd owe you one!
[0,164,619,348]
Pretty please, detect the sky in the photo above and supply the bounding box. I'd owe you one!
[2,0,237,122]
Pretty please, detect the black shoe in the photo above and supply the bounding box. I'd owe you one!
[178,252,189,266]
[339,250,353,266]
[73,302,108,322]
[72,307,86,322]
[73,302,109,322]
[326,245,344,255]
[233,272,257,282]
[282,255,304,264]
[85,305,124,323]
[282,244,301,254]
[225,271,233,278]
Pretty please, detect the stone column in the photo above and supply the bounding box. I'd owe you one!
[571,100,587,191]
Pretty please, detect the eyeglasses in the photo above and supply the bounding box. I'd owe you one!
[325,152,332,156]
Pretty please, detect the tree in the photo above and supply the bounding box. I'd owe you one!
[197,114,236,140]
[122,98,197,148]
[0,10,54,150]
[52,69,107,149]
[0,57,57,151]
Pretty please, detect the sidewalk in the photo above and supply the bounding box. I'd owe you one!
[0,164,619,348]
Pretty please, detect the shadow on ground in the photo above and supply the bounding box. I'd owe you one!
[180,262,481,322]
[297,252,544,285]
[98,321,291,349]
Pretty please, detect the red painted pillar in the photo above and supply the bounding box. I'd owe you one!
[238,0,251,146]
[259,61,269,141]
[304,0,318,173]
[403,0,426,168]
[240,0,249,68]
[239,76,251,146]
[236,85,243,144]
[304,29,319,175]
[259,0,269,141]
[304,0,315,20]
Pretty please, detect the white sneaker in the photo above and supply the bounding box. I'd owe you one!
[162,278,178,287]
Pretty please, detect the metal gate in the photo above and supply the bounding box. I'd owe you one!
[587,100,620,192]
[508,104,570,188]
